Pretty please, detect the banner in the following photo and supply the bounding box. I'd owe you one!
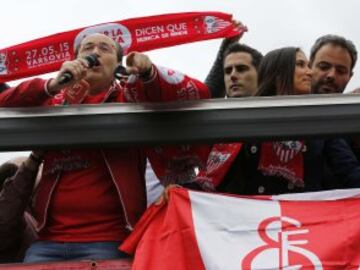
[0,12,243,83]
[121,188,360,270]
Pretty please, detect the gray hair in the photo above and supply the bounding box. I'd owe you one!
[310,34,357,71]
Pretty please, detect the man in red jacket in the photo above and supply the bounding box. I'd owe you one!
[0,33,148,263]
[0,33,209,263]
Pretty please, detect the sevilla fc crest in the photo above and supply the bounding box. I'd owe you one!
[203,16,231,34]
[273,141,304,163]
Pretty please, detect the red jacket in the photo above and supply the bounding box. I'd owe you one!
[0,78,147,231]
[0,65,211,229]
[123,66,212,187]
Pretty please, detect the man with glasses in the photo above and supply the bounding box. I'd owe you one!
[0,33,145,263]
[0,33,209,263]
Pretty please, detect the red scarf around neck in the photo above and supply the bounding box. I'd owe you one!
[258,141,305,187]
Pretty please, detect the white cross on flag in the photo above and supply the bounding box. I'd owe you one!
[121,188,360,270]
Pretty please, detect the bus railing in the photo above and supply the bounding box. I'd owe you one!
[0,93,359,151]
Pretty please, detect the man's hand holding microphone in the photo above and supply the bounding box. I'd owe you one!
[46,54,99,97]
[47,51,154,99]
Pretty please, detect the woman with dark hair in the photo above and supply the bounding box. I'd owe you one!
[216,47,360,195]
[257,47,311,96]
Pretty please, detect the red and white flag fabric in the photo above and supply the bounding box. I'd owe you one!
[0,11,243,83]
[121,188,360,270]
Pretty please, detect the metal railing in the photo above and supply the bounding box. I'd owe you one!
[0,94,359,150]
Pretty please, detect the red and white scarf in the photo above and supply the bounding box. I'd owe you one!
[258,141,305,187]
[0,12,243,82]
[195,143,242,191]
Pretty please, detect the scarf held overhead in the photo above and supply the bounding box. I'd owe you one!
[0,12,243,83]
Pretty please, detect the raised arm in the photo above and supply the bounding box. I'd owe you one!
[204,20,245,98]
[122,52,210,102]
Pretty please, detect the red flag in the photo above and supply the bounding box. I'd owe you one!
[0,12,244,83]
[121,188,360,269]
[120,188,206,270]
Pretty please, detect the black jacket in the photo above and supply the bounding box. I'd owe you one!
[219,138,360,195]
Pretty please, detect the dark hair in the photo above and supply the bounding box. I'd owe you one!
[310,34,357,72]
[257,47,299,96]
[0,83,9,93]
[223,43,263,70]
[74,38,123,63]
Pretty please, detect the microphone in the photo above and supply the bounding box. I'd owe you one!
[114,64,130,80]
[58,54,100,85]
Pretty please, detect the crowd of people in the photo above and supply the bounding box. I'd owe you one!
[0,19,360,265]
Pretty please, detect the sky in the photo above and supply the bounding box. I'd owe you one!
[1,0,360,161]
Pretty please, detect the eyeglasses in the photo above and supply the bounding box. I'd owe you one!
[81,42,115,54]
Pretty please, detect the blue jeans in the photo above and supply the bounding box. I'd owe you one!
[23,241,130,263]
